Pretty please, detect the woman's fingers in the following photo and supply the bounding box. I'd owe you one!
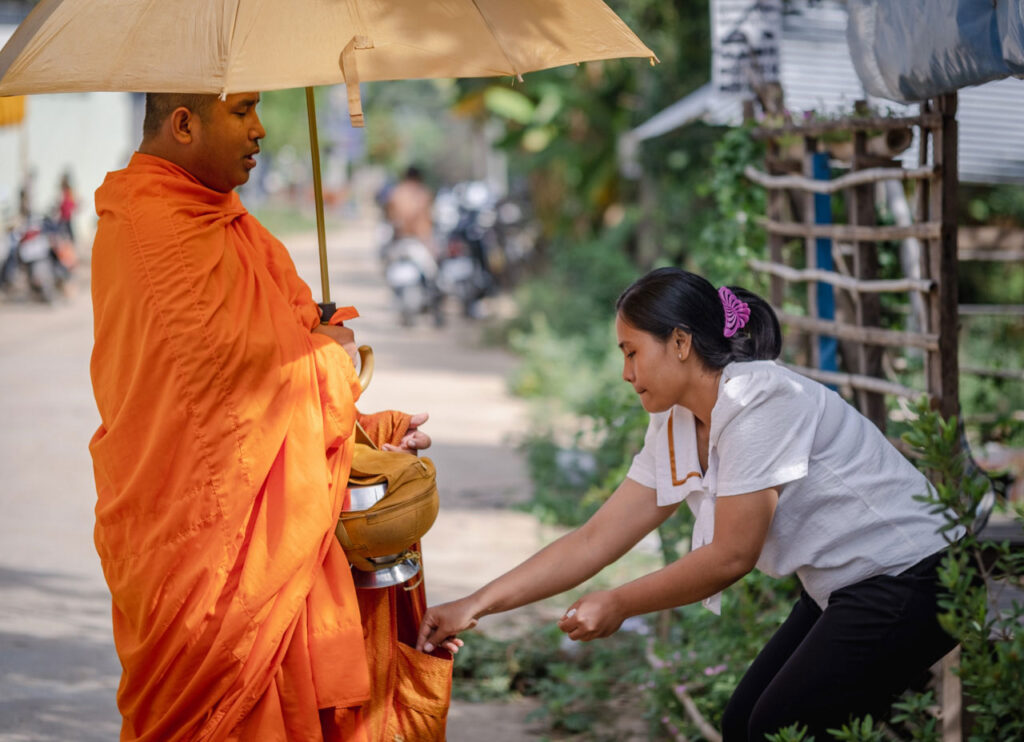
[440,637,464,654]
[416,611,441,652]
[557,604,580,633]
[417,603,477,652]
[557,599,614,641]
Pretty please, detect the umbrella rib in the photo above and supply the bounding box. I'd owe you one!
[469,0,522,80]
[0,0,63,83]
[221,0,247,95]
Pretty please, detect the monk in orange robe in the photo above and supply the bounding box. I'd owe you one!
[89,91,452,741]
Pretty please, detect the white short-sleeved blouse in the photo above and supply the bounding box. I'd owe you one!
[627,361,953,611]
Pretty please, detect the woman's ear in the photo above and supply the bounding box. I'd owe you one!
[673,327,692,362]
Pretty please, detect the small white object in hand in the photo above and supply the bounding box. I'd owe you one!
[565,608,577,618]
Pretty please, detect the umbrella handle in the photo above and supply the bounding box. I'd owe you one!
[357,345,375,391]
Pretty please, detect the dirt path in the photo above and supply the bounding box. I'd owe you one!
[0,212,558,740]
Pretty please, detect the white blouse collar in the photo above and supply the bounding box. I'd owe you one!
[653,406,703,507]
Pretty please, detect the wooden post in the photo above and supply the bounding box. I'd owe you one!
[850,118,886,429]
[915,100,933,339]
[928,93,960,419]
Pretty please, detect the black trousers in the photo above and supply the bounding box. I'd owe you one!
[721,549,959,740]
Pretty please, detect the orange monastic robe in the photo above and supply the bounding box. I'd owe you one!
[89,153,423,741]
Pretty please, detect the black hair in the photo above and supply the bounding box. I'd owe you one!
[615,267,782,369]
[142,93,215,139]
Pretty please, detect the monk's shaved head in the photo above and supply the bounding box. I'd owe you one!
[138,91,264,192]
[142,93,217,139]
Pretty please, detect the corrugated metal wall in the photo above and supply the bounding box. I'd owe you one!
[958,78,1024,185]
[665,0,1024,185]
[780,0,1024,185]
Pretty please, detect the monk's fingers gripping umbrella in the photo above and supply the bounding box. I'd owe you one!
[0,0,657,319]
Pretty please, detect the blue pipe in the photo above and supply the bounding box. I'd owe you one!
[812,152,837,374]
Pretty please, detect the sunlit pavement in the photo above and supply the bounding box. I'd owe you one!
[0,210,553,740]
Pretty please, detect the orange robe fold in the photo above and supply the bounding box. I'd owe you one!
[90,153,374,741]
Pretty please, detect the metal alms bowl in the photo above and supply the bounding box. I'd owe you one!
[336,479,439,589]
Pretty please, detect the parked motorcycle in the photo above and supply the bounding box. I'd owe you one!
[434,182,501,318]
[433,181,538,317]
[379,234,444,328]
[1,216,73,303]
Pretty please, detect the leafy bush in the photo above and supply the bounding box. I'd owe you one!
[450,627,559,702]
[761,400,1024,741]
[693,124,766,286]
[450,624,654,739]
[902,398,1024,740]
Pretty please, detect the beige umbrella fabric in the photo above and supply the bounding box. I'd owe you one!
[0,0,655,100]
[0,0,655,305]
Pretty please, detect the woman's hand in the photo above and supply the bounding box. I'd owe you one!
[557,590,626,642]
[416,596,480,653]
[383,412,432,453]
[312,323,357,365]
[436,637,464,655]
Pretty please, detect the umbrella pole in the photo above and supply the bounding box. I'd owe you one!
[305,86,334,321]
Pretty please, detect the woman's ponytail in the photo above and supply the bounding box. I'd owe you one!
[721,286,782,364]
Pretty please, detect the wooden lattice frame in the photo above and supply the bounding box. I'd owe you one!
[745,94,960,431]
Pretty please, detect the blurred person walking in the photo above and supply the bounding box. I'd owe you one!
[57,170,77,245]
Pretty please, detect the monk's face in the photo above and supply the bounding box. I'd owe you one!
[190,93,265,193]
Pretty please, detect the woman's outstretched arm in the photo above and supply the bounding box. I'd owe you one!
[558,487,778,641]
[416,477,674,651]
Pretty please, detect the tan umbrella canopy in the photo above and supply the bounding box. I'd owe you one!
[0,0,656,309]
[0,0,655,96]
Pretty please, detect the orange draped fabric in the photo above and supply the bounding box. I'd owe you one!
[88,152,441,741]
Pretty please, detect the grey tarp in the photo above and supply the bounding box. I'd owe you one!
[847,0,1024,103]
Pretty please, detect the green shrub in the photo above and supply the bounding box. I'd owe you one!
[902,397,1024,741]
[450,624,653,739]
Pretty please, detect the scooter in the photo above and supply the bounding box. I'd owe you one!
[380,235,444,327]
[435,182,501,318]
[1,216,72,303]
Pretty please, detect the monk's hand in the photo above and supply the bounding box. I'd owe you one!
[557,590,625,642]
[416,596,479,654]
[312,323,358,366]
[383,412,432,453]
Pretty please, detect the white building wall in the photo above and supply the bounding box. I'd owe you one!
[1,26,137,249]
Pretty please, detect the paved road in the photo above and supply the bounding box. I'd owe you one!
[0,214,554,740]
